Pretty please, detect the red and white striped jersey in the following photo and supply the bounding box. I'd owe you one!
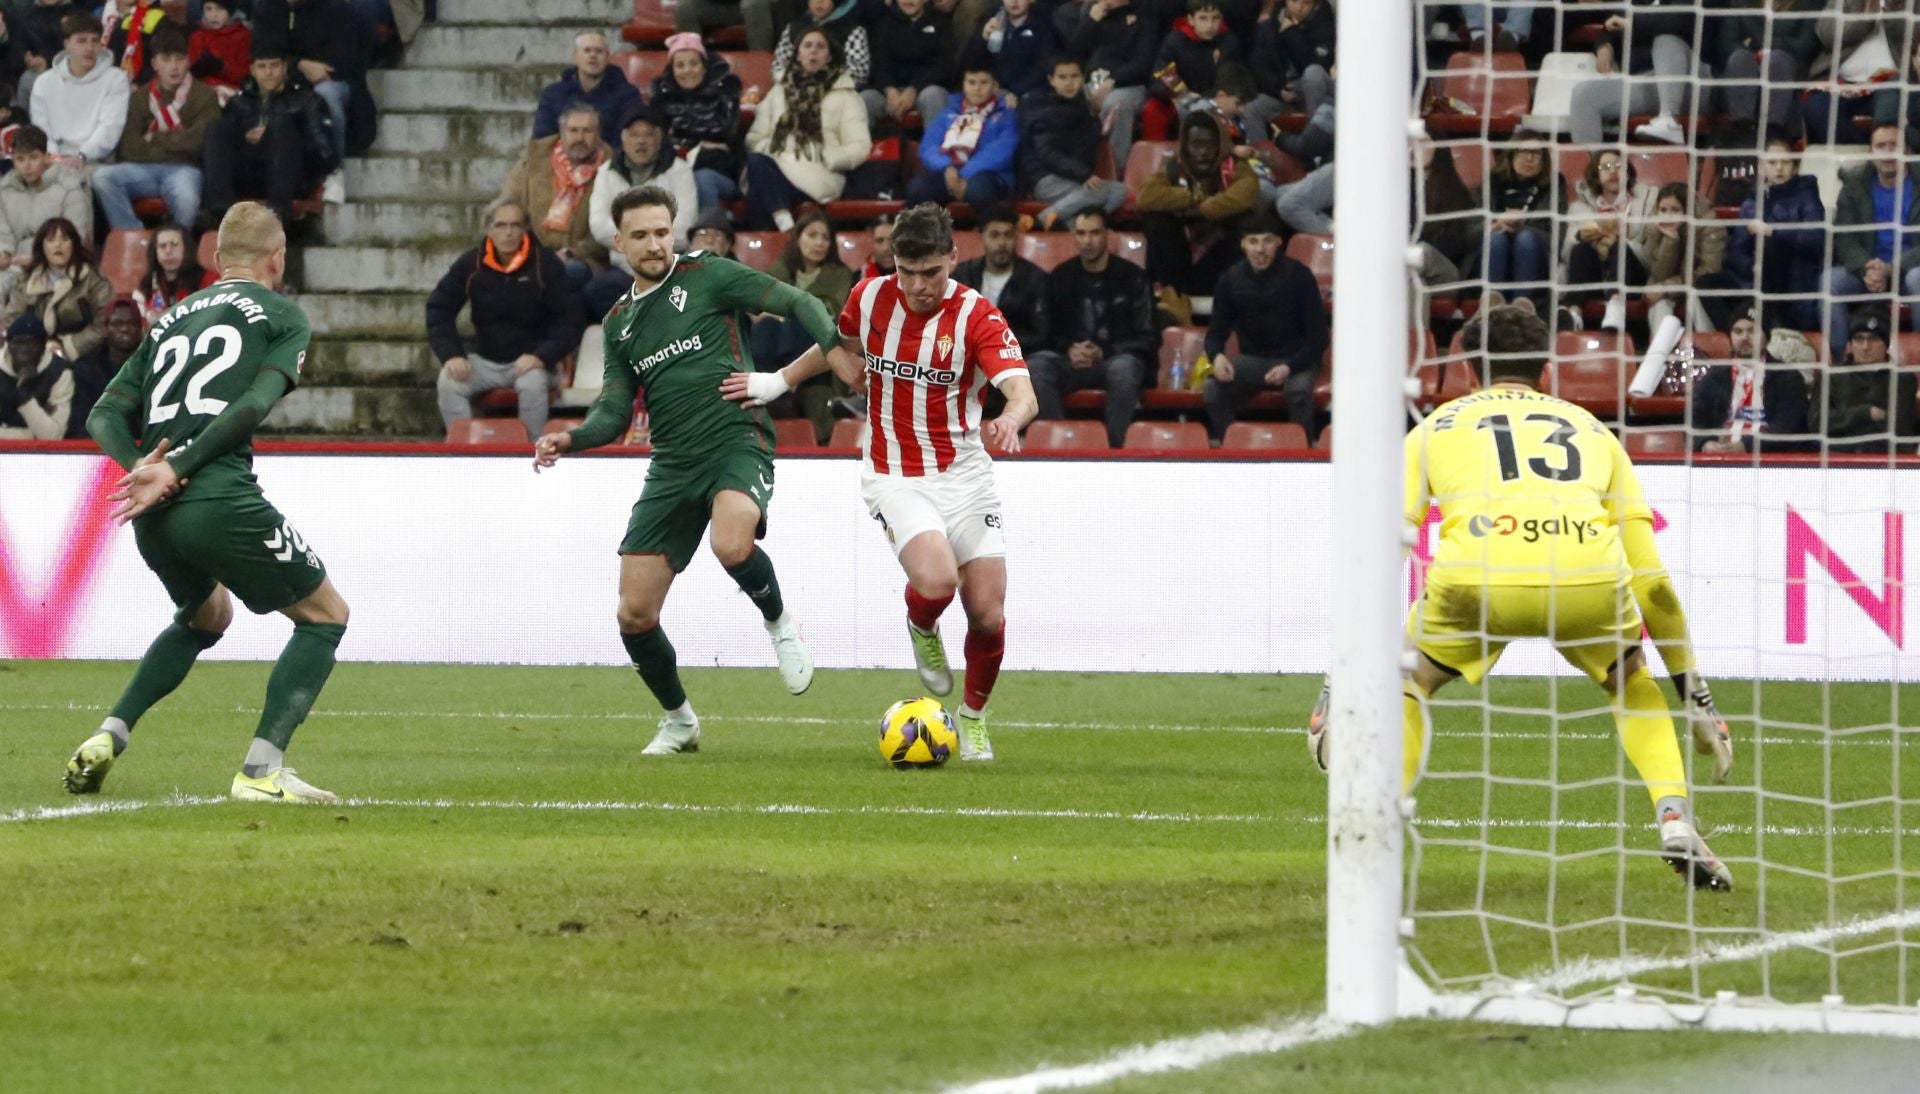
[837,275,1030,477]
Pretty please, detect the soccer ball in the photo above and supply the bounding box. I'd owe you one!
[878,697,958,769]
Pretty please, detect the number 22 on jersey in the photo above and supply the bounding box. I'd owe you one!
[148,323,245,425]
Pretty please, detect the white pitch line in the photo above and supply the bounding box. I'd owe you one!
[0,793,225,825]
[938,1016,1350,1094]
[1533,908,1920,994]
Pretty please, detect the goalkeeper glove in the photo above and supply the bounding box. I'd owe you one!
[1674,671,1733,785]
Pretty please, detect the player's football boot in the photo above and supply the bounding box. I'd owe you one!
[907,624,954,697]
[642,709,701,755]
[1306,675,1332,771]
[765,614,815,695]
[63,732,119,795]
[231,767,340,804]
[956,709,994,762]
[1684,682,1734,784]
[1659,807,1733,892]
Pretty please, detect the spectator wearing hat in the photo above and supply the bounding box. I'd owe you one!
[1814,311,1918,455]
[428,198,586,442]
[586,101,698,314]
[689,206,737,256]
[0,126,92,302]
[93,27,220,231]
[531,30,640,148]
[66,296,144,438]
[650,33,746,215]
[1690,307,1810,454]
[0,311,74,439]
[189,0,253,98]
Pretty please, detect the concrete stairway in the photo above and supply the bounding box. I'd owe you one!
[271,0,631,436]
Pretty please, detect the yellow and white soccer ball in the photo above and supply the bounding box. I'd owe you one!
[878,697,959,769]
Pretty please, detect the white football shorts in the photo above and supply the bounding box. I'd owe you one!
[860,453,1006,565]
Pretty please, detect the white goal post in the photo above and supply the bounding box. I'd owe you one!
[1327,0,1920,1038]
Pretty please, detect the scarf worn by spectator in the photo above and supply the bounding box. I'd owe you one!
[148,74,196,133]
[941,98,1000,162]
[118,1,166,80]
[772,64,842,160]
[544,140,605,233]
[482,233,531,275]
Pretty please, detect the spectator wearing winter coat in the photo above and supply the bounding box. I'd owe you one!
[1707,0,1823,147]
[132,224,215,325]
[864,0,956,126]
[530,31,640,149]
[1690,308,1811,454]
[1070,0,1160,181]
[963,0,1060,103]
[501,102,611,284]
[586,102,699,314]
[4,217,111,361]
[188,0,252,96]
[200,53,337,227]
[1823,124,1920,341]
[107,0,170,87]
[29,13,130,168]
[1802,0,1911,145]
[1248,0,1332,135]
[1634,182,1727,332]
[1150,0,1243,116]
[1135,110,1260,299]
[1561,148,1648,309]
[0,126,91,302]
[743,28,870,230]
[1202,209,1328,445]
[1017,55,1127,229]
[752,209,855,442]
[94,29,219,231]
[429,199,586,442]
[650,34,745,212]
[64,296,141,438]
[1814,310,1918,454]
[250,0,370,175]
[772,0,870,87]
[1028,206,1154,448]
[907,67,1019,206]
[1723,140,1826,332]
[0,311,73,440]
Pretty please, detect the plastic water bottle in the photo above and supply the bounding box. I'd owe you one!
[1170,347,1187,390]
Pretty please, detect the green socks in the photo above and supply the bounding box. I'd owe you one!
[622,626,688,711]
[252,622,346,752]
[110,623,224,732]
[724,547,785,622]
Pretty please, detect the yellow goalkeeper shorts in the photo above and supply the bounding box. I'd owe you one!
[1408,579,1643,686]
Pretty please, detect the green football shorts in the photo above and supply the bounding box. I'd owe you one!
[620,448,774,572]
[133,492,328,622]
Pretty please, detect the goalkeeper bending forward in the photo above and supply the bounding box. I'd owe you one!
[1311,301,1735,891]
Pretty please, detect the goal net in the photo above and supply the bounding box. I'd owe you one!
[1333,0,1920,1036]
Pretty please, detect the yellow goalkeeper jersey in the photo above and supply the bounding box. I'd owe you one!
[1405,385,1652,587]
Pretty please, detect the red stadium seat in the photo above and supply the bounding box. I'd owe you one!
[1319,329,1439,410]
[1024,419,1110,450]
[1547,331,1636,418]
[1286,233,1334,299]
[1425,51,1530,137]
[953,230,985,266]
[828,419,866,448]
[102,229,152,296]
[1017,232,1078,272]
[1684,331,1733,362]
[1443,142,1489,194]
[1109,231,1146,268]
[446,418,531,445]
[837,230,872,272]
[1221,422,1308,450]
[733,231,783,271]
[1315,426,1332,451]
[614,51,654,89]
[773,418,819,450]
[622,0,746,46]
[1123,421,1207,451]
[1122,141,1177,192]
[1896,333,1920,368]
[1628,149,1693,190]
[721,51,773,108]
[197,230,220,276]
[131,196,170,222]
[1623,428,1689,458]
[1146,326,1209,411]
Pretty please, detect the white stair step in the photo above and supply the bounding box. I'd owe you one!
[304,339,438,382]
[435,0,627,25]
[324,200,484,245]
[368,68,551,113]
[344,155,515,201]
[409,25,607,67]
[370,112,532,157]
[302,245,471,292]
[301,292,431,338]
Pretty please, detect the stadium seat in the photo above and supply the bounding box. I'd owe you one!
[837,230,872,271]
[953,230,985,266]
[102,228,152,296]
[1146,326,1209,411]
[1898,333,1920,368]
[1320,329,1440,410]
[615,51,653,89]
[1447,142,1489,193]
[1122,141,1177,192]
[131,196,170,222]
[1123,421,1208,451]
[1023,419,1109,450]
[446,418,531,445]
[733,231,783,271]
[1554,147,1591,195]
[1629,149,1694,191]
[197,230,220,276]
[1315,426,1332,451]
[1425,51,1530,137]
[828,419,867,449]
[1017,232,1077,272]
[623,0,746,47]
[1221,422,1308,450]
[1547,331,1636,418]
[1110,231,1146,268]
[1523,51,1597,134]
[1684,331,1732,362]
[1623,428,1689,458]
[773,418,819,451]
[722,52,774,108]
[1286,233,1334,299]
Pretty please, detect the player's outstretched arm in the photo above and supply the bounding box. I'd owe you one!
[1624,516,1733,783]
[983,374,1038,454]
[721,341,863,406]
[542,333,638,469]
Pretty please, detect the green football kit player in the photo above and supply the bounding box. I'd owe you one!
[533,184,864,755]
[67,203,352,804]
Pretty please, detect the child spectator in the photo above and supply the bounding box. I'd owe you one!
[108,0,173,86]
[132,223,214,324]
[0,126,92,301]
[1636,180,1727,332]
[30,13,130,169]
[1070,0,1159,183]
[1017,54,1127,230]
[1723,138,1825,333]
[1148,0,1242,138]
[1250,0,1333,128]
[965,0,1060,104]
[189,0,253,102]
[908,65,1018,206]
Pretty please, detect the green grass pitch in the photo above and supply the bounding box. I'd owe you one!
[3,660,1917,1091]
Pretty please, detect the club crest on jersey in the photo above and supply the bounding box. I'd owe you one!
[936,334,953,362]
[669,285,688,312]
[865,351,958,384]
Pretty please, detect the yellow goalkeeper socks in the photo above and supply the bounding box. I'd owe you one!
[1402,680,1432,791]
[1616,667,1688,805]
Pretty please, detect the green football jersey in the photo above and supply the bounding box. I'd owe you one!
[600,253,797,462]
[101,277,310,501]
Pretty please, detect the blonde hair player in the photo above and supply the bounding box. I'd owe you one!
[1311,300,1735,891]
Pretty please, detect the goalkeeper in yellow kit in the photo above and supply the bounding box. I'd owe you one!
[1312,302,1734,892]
